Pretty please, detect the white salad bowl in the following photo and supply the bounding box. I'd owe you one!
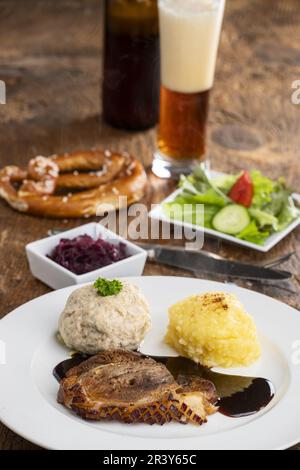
[26,222,147,290]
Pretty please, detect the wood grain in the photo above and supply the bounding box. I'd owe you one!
[0,0,299,450]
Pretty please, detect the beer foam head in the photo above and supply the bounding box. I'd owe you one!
[160,0,221,15]
[159,0,225,93]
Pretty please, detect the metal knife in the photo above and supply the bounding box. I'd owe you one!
[137,243,292,282]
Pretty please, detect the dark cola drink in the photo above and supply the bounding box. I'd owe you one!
[102,0,160,131]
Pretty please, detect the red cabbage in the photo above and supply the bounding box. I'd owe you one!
[48,234,128,275]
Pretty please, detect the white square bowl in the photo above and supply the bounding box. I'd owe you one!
[26,223,147,290]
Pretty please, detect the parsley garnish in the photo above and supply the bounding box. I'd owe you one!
[94,278,123,297]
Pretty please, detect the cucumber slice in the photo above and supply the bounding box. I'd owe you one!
[212,204,250,235]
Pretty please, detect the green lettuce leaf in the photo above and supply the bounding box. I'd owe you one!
[263,178,292,216]
[180,189,227,206]
[178,175,200,194]
[250,170,275,208]
[212,174,240,194]
[163,199,219,228]
[192,164,231,204]
[277,196,300,231]
[262,177,299,230]
[202,205,221,227]
[178,171,227,207]
[249,208,279,231]
[237,220,270,246]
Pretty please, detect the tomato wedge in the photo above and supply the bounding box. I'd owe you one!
[229,171,254,207]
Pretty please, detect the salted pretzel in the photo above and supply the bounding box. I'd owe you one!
[0,149,147,218]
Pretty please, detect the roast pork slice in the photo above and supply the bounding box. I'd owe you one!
[58,349,218,425]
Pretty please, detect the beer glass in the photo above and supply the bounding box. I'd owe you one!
[153,0,225,178]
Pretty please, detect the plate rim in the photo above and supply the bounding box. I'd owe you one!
[1,276,300,450]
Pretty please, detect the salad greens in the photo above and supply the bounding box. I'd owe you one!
[163,164,300,246]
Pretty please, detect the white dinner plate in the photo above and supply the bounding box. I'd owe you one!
[1,276,300,450]
[149,175,300,253]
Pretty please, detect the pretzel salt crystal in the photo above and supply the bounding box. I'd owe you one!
[0,149,147,218]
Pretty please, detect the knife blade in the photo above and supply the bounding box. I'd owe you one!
[138,244,292,281]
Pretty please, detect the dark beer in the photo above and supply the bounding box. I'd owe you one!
[103,0,160,131]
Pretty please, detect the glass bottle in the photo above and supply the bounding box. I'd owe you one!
[102,0,160,130]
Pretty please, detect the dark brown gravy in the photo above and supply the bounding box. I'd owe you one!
[53,353,275,419]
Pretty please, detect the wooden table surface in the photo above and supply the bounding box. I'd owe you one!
[0,0,299,450]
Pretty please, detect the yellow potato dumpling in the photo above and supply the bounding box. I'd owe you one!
[165,292,261,369]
